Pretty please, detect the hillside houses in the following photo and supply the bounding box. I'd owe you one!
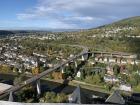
[0,44,49,73]
[92,51,140,65]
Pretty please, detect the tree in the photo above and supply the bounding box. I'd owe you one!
[56,93,68,103]
[39,66,45,73]
[13,74,25,85]
[129,74,139,86]
[93,74,102,84]
[0,65,11,73]
[113,64,120,76]
[16,86,35,102]
[84,74,102,85]
[39,92,67,103]
[32,67,39,75]
[105,84,113,91]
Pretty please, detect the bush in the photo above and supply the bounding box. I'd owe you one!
[84,74,103,85]
[105,84,113,91]
[39,92,68,103]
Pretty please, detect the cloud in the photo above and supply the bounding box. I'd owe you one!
[17,0,140,29]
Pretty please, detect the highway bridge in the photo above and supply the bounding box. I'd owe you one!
[0,45,89,101]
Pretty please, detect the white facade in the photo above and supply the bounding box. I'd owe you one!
[76,71,81,78]
[104,75,119,83]
[121,60,127,64]
[135,60,140,65]
[104,58,108,62]
[109,58,116,63]
[119,84,132,92]
[130,61,135,65]
[95,57,99,61]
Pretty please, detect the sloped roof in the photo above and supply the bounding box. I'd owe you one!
[105,90,125,105]
[69,85,87,104]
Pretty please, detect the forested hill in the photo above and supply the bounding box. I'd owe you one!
[86,16,140,37]
[57,16,140,53]
[106,16,140,27]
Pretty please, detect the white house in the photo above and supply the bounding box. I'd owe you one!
[121,60,127,64]
[119,84,132,92]
[104,57,108,62]
[95,57,99,61]
[109,58,116,63]
[76,71,81,78]
[135,60,140,65]
[104,75,119,83]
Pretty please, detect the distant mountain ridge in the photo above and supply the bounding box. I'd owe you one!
[0,30,29,36]
[0,30,14,35]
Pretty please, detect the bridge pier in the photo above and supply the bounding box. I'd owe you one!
[8,91,13,102]
[92,53,95,57]
[36,80,41,95]
[74,61,78,68]
[61,66,65,73]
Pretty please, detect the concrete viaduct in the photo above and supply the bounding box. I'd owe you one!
[0,45,138,101]
[0,45,89,101]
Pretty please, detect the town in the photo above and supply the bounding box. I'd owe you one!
[0,0,140,105]
[0,31,140,104]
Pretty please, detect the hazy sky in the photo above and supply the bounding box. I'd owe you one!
[0,0,140,29]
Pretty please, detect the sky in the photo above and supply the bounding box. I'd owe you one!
[0,0,140,30]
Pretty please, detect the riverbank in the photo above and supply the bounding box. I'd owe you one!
[0,73,108,98]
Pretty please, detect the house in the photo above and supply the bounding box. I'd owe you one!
[47,64,53,68]
[104,75,119,83]
[136,70,140,75]
[95,57,99,61]
[109,58,116,63]
[119,84,132,92]
[135,60,140,65]
[69,54,74,58]
[106,66,114,75]
[121,59,127,64]
[103,57,108,62]
[88,60,95,65]
[120,65,129,75]
[76,71,81,78]
[130,61,135,65]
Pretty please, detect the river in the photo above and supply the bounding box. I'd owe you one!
[0,73,108,103]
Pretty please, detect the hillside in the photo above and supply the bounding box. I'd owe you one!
[57,16,140,54]
[86,16,140,37]
[107,16,140,27]
[0,16,140,53]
